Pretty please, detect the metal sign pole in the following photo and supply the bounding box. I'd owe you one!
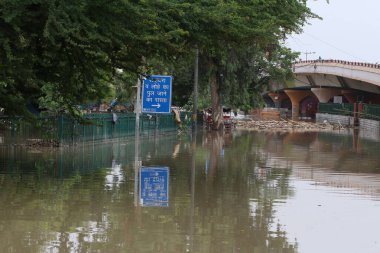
[134,76,142,206]
[193,47,199,129]
[135,77,141,133]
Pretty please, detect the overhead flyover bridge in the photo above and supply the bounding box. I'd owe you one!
[266,60,380,125]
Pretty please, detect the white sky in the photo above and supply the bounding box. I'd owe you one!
[286,0,380,63]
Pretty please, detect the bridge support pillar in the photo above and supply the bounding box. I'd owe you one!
[267,92,289,108]
[284,89,315,120]
[311,88,343,103]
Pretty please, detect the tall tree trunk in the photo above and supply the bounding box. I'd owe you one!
[210,72,223,131]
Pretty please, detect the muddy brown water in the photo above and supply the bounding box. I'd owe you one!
[1,129,380,253]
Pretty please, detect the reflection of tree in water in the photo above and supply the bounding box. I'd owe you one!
[193,131,297,252]
[0,143,132,252]
[0,133,297,252]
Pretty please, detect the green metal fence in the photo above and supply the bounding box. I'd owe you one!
[1,112,192,146]
[58,113,136,144]
[59,112,192,144]
[318,103,354,116]
[360,104,380,120]
[318,103,380,120]
[0,116,59,144]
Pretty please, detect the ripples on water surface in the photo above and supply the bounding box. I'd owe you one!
[0,129,380,252]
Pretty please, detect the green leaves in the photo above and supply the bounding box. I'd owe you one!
[0,0,315,117]
[1,0,127,115]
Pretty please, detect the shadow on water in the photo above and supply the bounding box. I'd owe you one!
[1,128,380,252]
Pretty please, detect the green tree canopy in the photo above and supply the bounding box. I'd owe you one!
[0,0,316,120]
[0,0,186,116]
[174,0,316,129]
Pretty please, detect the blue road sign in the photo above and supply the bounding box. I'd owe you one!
[140,167,169,207]
[142,75,172,114]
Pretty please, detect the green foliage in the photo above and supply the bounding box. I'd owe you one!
[0,0,316,118]
[165,0,315,125]
[1,0,112,115]
[217,44,300,111]
[108,70,137,106]
[0,0,186,116]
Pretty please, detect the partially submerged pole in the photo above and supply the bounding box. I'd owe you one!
[135,77,141,133]
[134,76,142,206]
[192,47,199,129]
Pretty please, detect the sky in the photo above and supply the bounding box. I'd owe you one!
[286,0,380,63]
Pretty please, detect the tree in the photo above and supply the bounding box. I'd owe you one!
[1,0,316,123]
[219,45,300,112]
[1,0,114,116]
[0,0,187,117]
[174,0,316,130]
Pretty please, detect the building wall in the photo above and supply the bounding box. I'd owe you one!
[316,113,353,126]
[360,118,380,132]
[316,113,380,141]
[316,113,380,132]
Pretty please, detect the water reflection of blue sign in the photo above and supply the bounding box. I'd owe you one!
[140,167,169,207]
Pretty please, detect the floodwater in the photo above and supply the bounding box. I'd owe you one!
[1,129,380,253]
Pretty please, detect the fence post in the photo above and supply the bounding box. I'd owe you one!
[156,115,159,133]
[353,103,360,127]
[358,102,363,118]
[58,115,64,145]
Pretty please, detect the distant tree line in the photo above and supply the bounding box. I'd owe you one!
[0,0,316,128]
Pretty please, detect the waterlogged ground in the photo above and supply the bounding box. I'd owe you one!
[1,129,380,253]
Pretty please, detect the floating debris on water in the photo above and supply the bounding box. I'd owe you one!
[235,119,345,132]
